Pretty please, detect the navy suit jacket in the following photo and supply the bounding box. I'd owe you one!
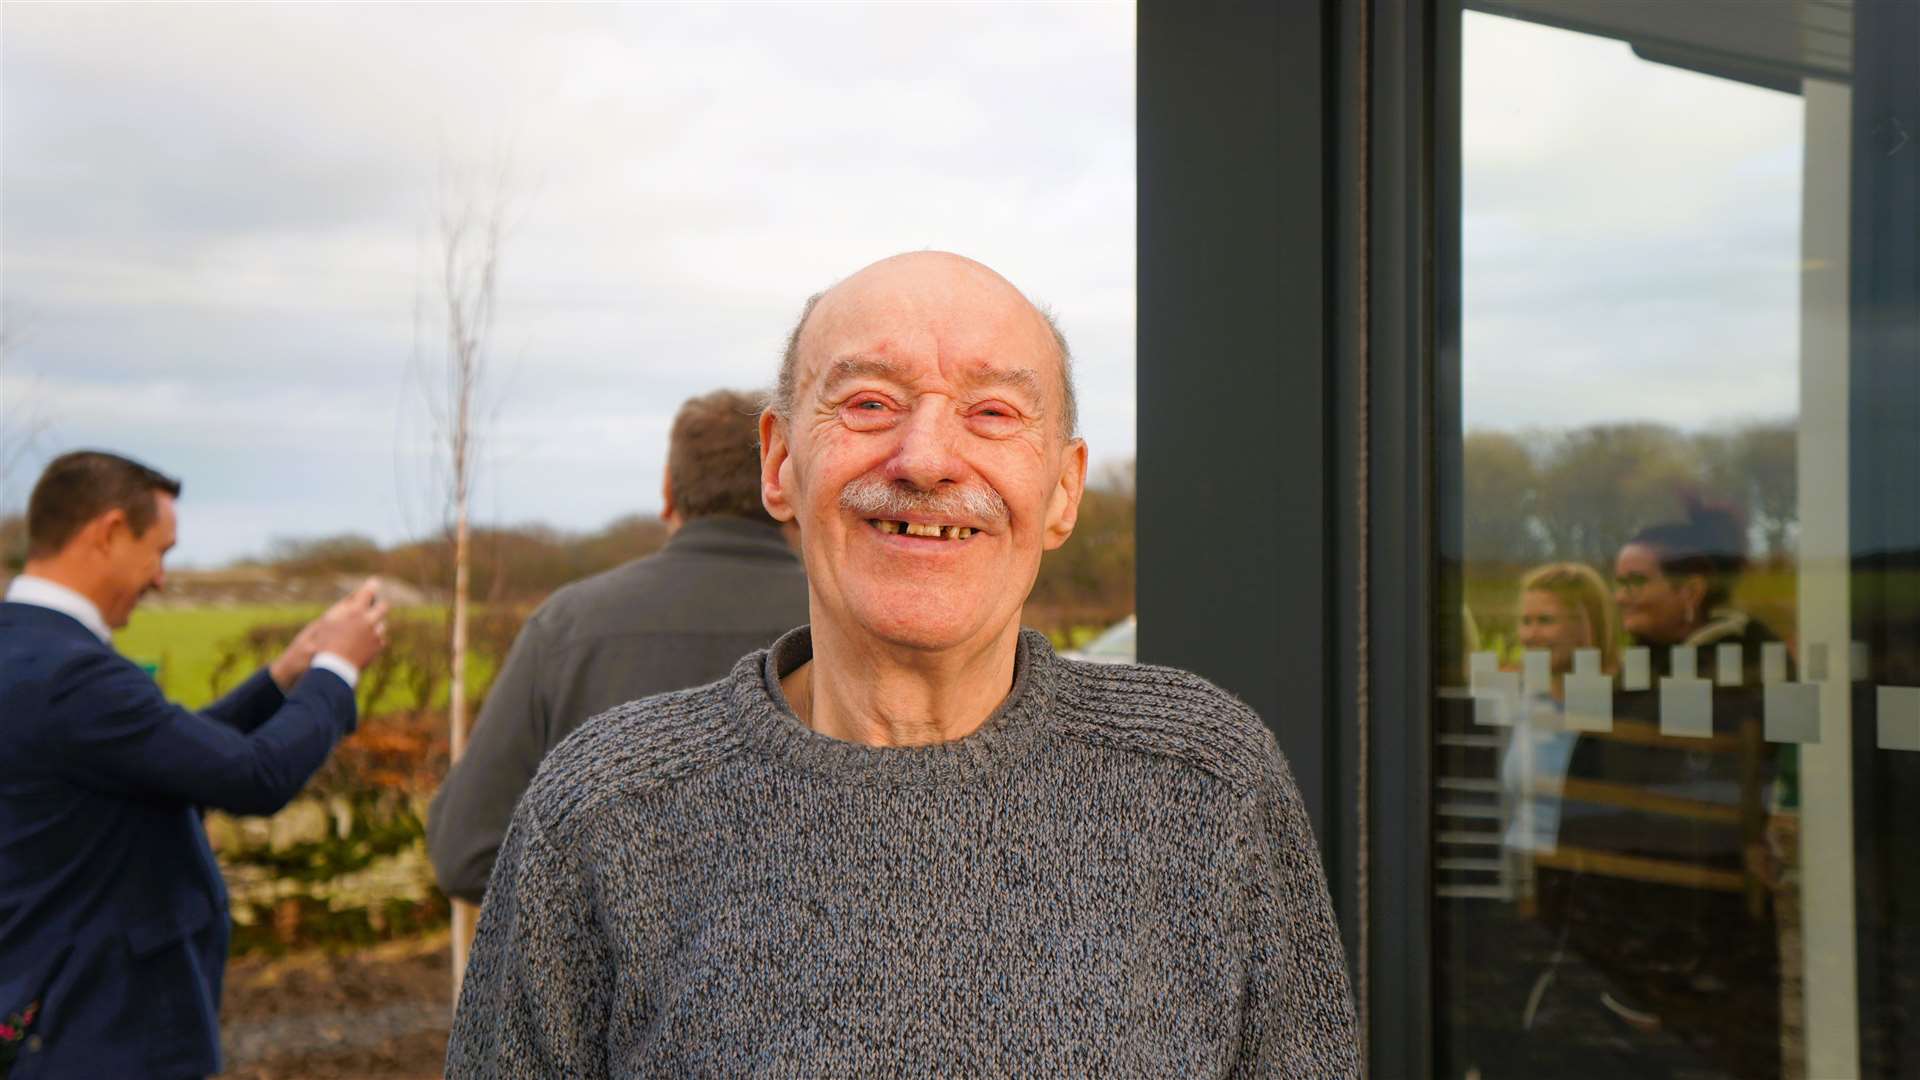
[0,601,356,1079]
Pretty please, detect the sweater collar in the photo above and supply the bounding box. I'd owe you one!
[730,625,1057,785]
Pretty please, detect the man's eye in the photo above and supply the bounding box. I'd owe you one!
[843,399,896,425]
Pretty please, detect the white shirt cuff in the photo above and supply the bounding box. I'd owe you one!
[311,651,361,689]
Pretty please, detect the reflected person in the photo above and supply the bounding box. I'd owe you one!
[446,252,1360,1077]
[1537,497,1787,1079]
[1613,496,1781,672]
[1517,562,1620,698]
[1501,562,1619,858]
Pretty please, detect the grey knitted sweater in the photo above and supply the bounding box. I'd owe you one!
[448,628,1359,1078]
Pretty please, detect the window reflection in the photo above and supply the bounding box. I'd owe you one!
[1519,500,1790,1077]
[1458,499,1797,1076]
[1440,3,1916,1078]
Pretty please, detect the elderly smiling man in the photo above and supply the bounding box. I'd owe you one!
[448,252,1359,1077]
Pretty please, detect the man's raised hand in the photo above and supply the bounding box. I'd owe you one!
[269,578,390,688]
[310,577,390,670]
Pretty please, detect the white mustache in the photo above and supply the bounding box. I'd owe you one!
[838,474,1008,528]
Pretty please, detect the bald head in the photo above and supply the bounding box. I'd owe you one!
[772,252,1077,439]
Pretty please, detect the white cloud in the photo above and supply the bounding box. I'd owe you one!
[3,3,1138,564]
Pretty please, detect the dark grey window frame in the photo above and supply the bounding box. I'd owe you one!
[1850,1,1919,1071]
[1138,1,1443,1075]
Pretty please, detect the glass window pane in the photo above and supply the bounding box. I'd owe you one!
[1439,3,1916,1077]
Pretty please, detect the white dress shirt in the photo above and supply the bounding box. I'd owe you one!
[5,574,359,688]
[5,573,112,643]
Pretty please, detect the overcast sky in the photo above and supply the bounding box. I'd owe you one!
[1462,11,1805,435]
[2,3,1135,566]
[3,6,1809,567]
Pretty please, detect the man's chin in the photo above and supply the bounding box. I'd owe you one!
[110,593,153,630]
[821,572,1028,656]
[843,607,1002,655]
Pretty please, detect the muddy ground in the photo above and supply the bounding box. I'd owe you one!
[215,932,451,1080]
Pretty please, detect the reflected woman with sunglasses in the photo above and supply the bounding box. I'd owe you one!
[1613,497,1780,668]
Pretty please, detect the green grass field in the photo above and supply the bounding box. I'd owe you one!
[117,604,499,714]
[117,605,318,707]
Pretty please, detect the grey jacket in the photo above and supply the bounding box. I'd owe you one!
[426,516,808,903]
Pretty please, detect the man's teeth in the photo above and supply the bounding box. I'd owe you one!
[873,520,975,540]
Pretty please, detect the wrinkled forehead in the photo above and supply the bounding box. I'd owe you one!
[796,263,1065,400]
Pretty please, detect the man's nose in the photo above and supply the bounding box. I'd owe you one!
[883,400,965,490]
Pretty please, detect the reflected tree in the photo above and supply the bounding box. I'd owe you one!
[1697,420,1797,562]
[1534,423,1697,565]
[1465,419,1800,570]
[1462,431,1541,566]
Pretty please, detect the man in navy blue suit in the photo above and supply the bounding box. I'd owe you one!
[0,450,388,1079]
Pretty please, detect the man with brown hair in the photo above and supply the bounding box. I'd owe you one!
[0,450,387,1079]
[427,389,809,904]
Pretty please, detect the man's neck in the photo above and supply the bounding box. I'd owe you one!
[785,618,1022,747]
[19,558,109,615]
[12,560,114,642]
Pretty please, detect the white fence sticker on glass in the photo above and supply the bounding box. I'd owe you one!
[1622,646,1651,691]
[1804,640,1870,683]
[1715,643,1743,686]
[1522,650,1551,699]
[1878,685,1920,753]
[1469,651,1518,727]
[1562,692,1612,733]
[1660,646,1713,738]
[1671,644,1698,681]
[1761,641,1789,685]
[1764,682,1821,744]
[1806,641,1830,682]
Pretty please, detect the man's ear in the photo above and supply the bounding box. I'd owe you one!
[1042,438,1089,551]
[89,508,130,556]
[1681,574,1709,609]
[660,471,682,530]
[759,409,797,524]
